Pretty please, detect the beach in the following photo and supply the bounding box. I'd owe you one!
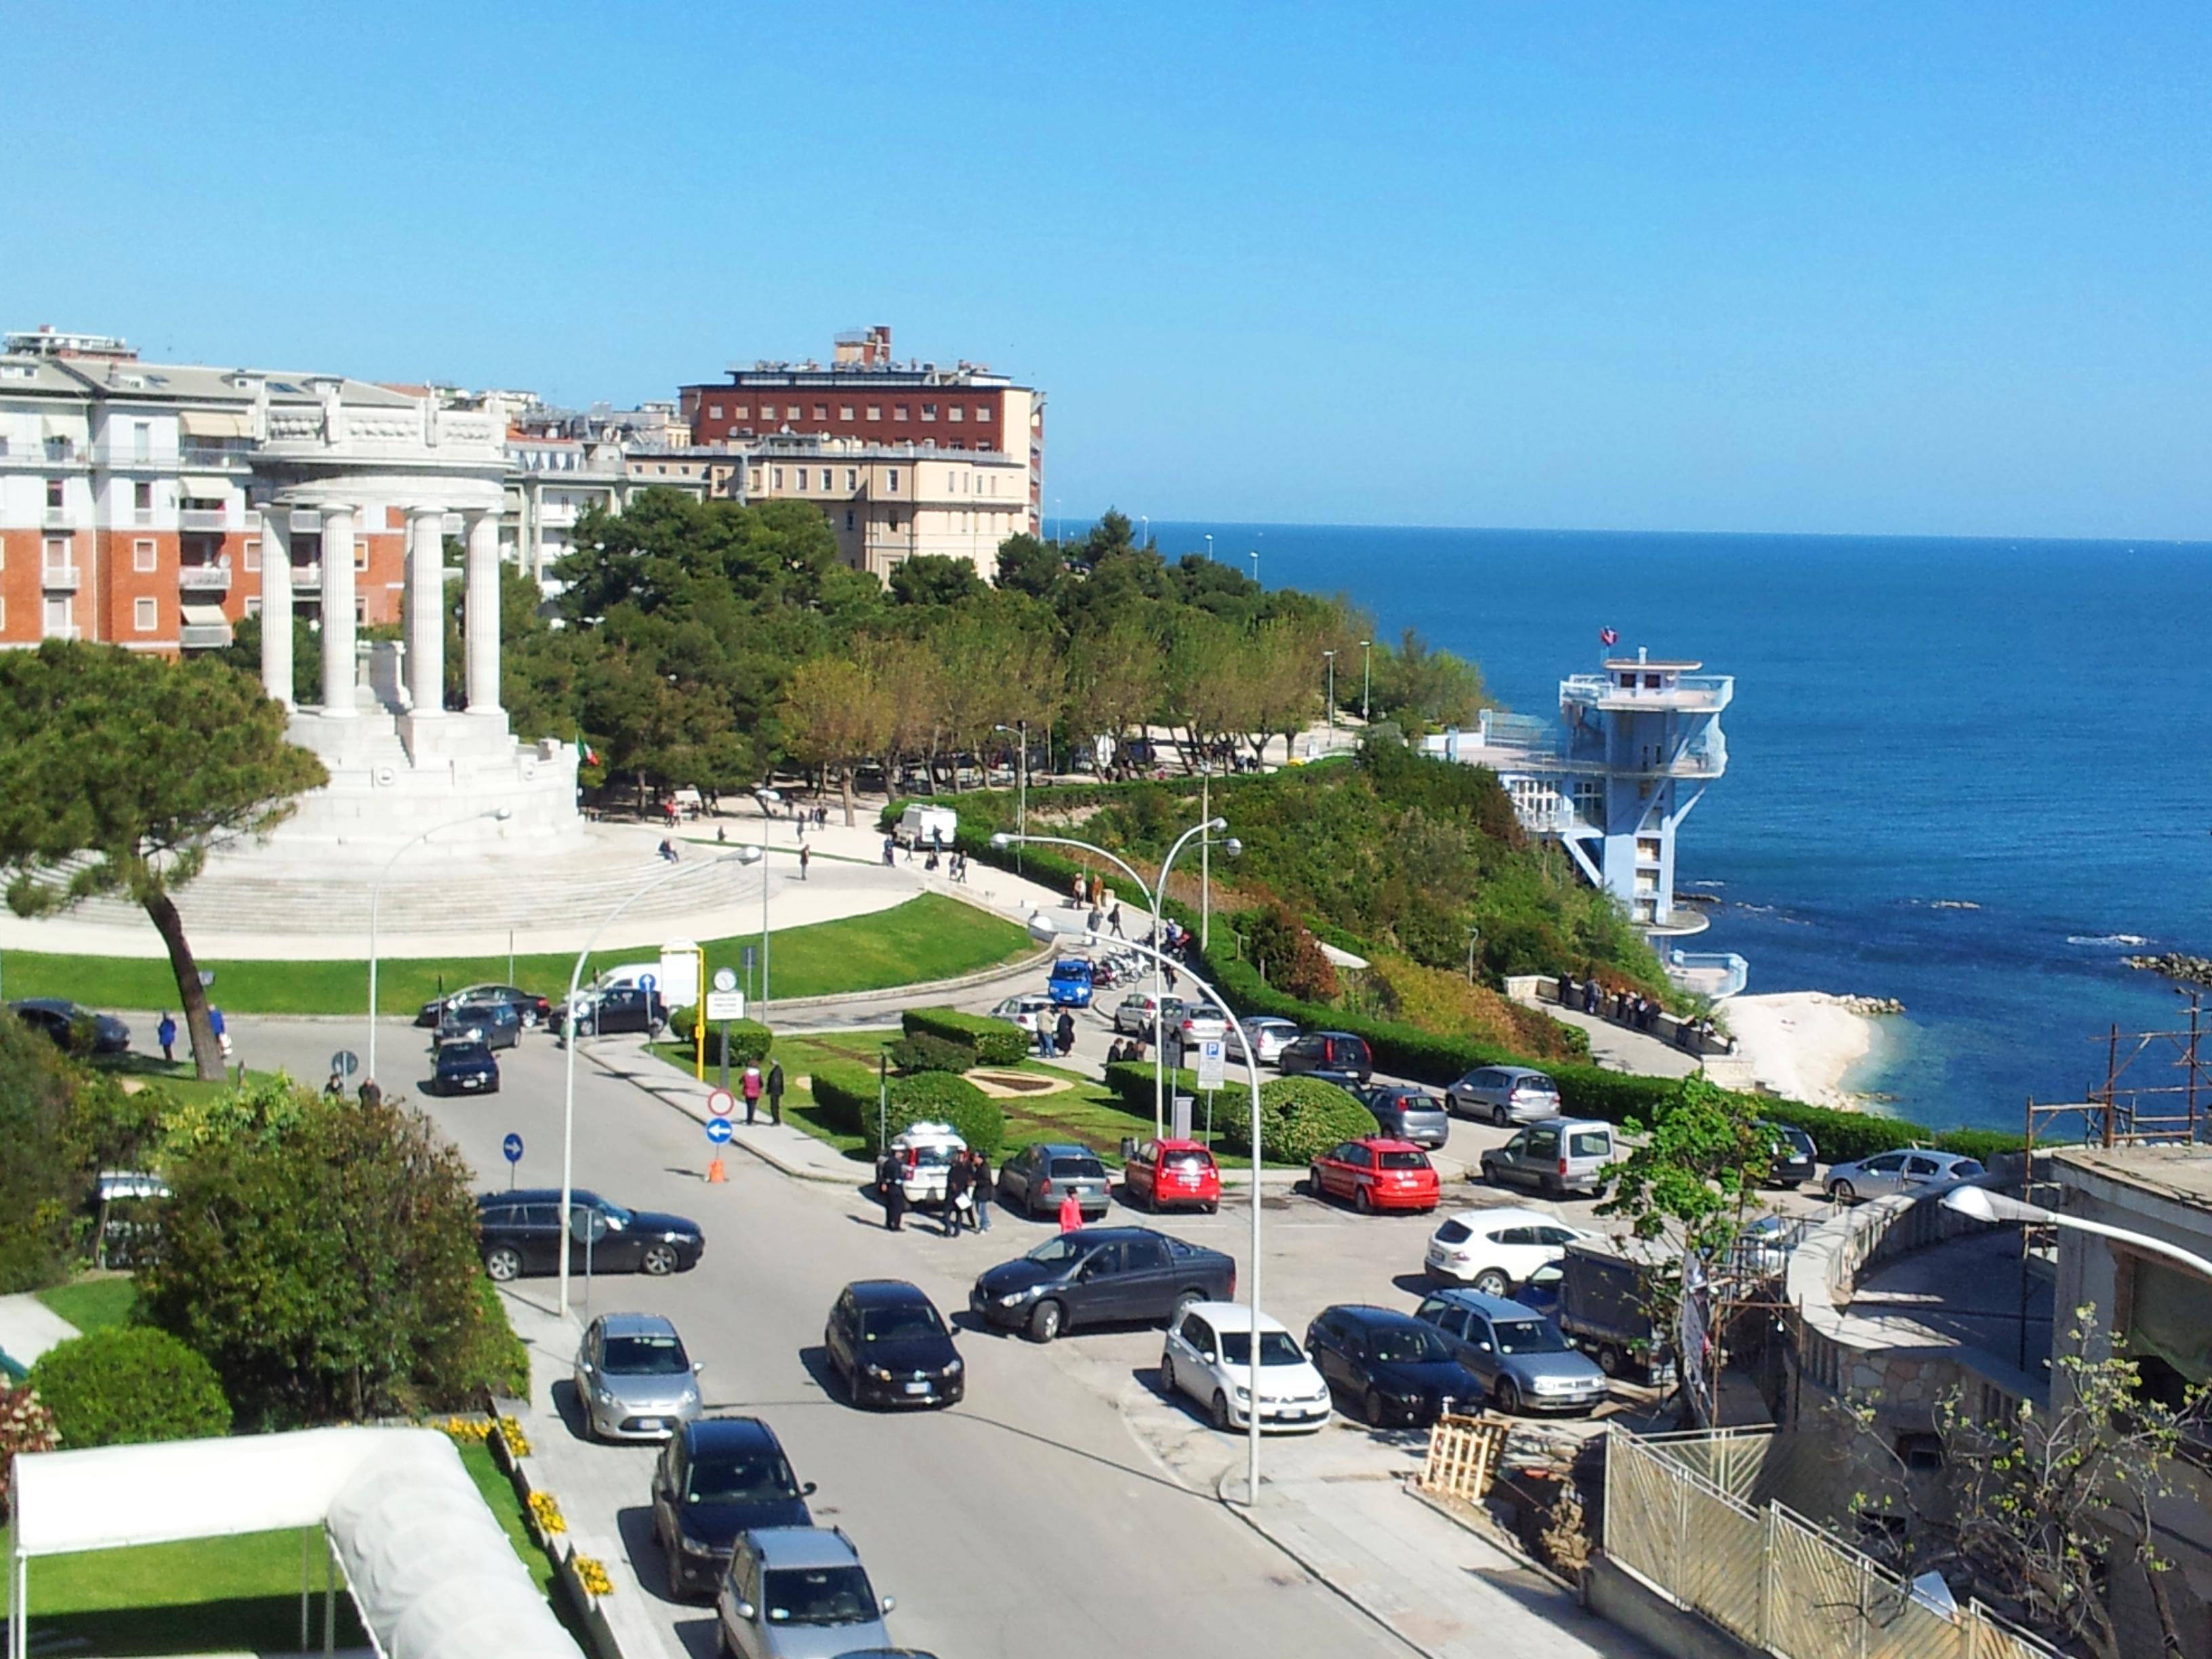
[1722,992,1879,1110]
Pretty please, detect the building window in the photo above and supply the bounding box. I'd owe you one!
[45,478,64,508]
[354,598,367,626]
[845,510,855,531]
[975,405,991,422]
[819,468,833,490]
[921,403,937,422]
[133,537,157,572]
[886,468,900,492]
[844,468,857,490]
[893,405,909,422]
[785,405,800,420]
[43,536,69,572]
[772,468,784,489]
[947,405,963,422]
[43,596,70,637]
[244,596,262,617]
[243,537,261,571]
[134,596,157,632]
[352,539,367,572]
[839,405,855,420]
[866,405,881,421]
[812,404,827,420]
[133,420,152,462]
[708,403,724,419]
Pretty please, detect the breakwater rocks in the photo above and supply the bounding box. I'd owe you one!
[1835,994,1906,1016]
[2125,951,2212,988]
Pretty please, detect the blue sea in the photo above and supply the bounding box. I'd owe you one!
[1147,523,2212,1134]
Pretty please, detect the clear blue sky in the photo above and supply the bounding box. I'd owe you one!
[9,3,2209,539]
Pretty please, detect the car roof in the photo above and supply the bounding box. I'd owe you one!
[1427,1287,1549,1320]
[596,1311,680,1339]
[1149,1138,1211,1153]
[1030,1143,1100,1158]
[844,1278,935,1309]
[1322,1303,1429,1332]
[1520,1116,1612,1131]
[1180,1301,1288,1333]
[483,1188,600,1206]
[1248,1016,1298,1029]
[1438,1206,1572,1230]
[12,998,75,1014]
[1313,1030,1368,1041]
[1492,1066,1555,1082]
[1349,1136,1423,1152]
[682,1415,783,1454]
[746,1525,862,1570]
[1065,1225,1169,1245]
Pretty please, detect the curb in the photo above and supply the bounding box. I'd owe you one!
[1404,1478,1581,1595]
[1209,1467,1433,1659]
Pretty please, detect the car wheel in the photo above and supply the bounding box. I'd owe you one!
[1160,1353,1177,1396]
[641,1242,680,1276]
[1482,1161,1505,1187]
[1473,1268,1511,1297]
[1028,1299,1064,1343]
[1596,1343,1625,1378]
[1211,1390,1234,1431]
[484,1246,522,1283]
[1362,1387,1391,1428]
[1171,1289,1204,1322]
[1492,1102,1510,1127]
[1354,1185,1375,1215]
[1828,1179,1856,1203]
[1303,1167,1323,1198]
[1494,1377,1523,1415]
[1203,1201,1219,1215]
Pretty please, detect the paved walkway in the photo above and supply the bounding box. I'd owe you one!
[0,1292,78,1368]
[1507,987,1704,1079]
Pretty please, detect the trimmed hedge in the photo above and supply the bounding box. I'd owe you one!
[28,1325,230,1448]
[861,1071,1006,1160]
[1229,1076,1379,1165]
[806,1061,880,1136]
[888,1032,971,1075]
[669,1008,773,1067]
[900,1006,1030,1066]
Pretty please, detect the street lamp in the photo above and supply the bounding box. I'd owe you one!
[1027,913,1269,1507]
[1942,1185,2212,1279]
[1139,514,1149,548]
[1248,548,1259,586]
[994,820,1237,1137]
[367,806,510,1086]
[1322,650,1336,732]
[756,842,773,1012]
[1359,639,1372,724]
[992,722,1028,872]
[558,842,762,1318]
[1204,532,1214,563]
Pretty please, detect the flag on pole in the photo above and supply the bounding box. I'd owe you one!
[575,732,600,767]
[1600,627,1618,647]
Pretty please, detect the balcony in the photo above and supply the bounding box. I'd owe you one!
[179,445,251,470]
[1561,672,1734,714]
[178,566,232,594]
[41,565,82,592]
[180,623,234,651]
[41,508,73,530]
[179,508,230,533]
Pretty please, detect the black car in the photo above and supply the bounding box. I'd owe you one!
[1760,1121,1818,1189]
[824,1279,964,1409]
[416,983,552,1029]
[650,1416,815,1598]
[1277,1031,1374,1084]
[562,985,666,1037]
[437,1000,522,1052]
[970,1226,1235,1344]
[10,998,131,1056]
[432,1040,499,1095]
[476,1189,705,1282]
[1305,1304,1487,1429]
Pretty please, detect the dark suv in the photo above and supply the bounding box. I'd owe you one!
[1277,1031,1374,1084]
[971,1227,1235,1343]
[476,1189,704,1282]
[651,1416,815,1599]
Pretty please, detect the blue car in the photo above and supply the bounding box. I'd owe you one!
[1046,958,1094,1008]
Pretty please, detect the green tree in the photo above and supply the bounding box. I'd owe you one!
[888,554,985,608]
[29,1326,230,1448]
[216,611,317,708]
[994,533,1066,600]
[1372,627,1491,731]
[779,653,892,825]
[0,1015,81,1293]
[0,644,327,1080]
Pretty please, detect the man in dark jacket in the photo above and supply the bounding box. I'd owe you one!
[878,1151,907,1231]
[765,1059,785,1125]
[943,1154,972,1238]
[1054,1010,1076,1057]
[969,1150,995,1234]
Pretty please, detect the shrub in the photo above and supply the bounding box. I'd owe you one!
[888,1032,970,1076]
[0,1378,58,1515]
[805,1061,880,1136]
[859,1071,1006,1160]
[28,1325,230,1448]
[0,1016,83,1293]
[1217,1076,1377,1164]
[900,1007,1031,1066]
[460,1275,531,1399]
[668,1009,773,1067]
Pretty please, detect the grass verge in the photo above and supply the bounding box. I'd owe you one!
[35,1275,138,1334]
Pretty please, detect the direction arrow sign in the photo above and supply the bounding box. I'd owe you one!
[638,972,657,995]
[331,1049,359,1078]
[501,1133,525,1165]
[705,1116,735,1145]
[705,1088,736,1118]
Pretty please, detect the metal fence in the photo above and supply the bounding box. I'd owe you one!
[1604,1429,2055,1659]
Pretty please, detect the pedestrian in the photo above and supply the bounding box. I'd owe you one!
[1087,905,1103,935]
[1036,1021,1054,1058]
[815,805,826,829]
[1057,1187,1083,1233]
[357,1078,382,1109]
[882,836,897,867]
[324,1069,346,1099]
[1107,905,1124,938]
[716,825,727,844]
[1164,962,1179,994]
[1582,979,1599,1015]
[798,843,811,881]
[878,1151,907,1232]
[741,1062,764,1125]
[1092,873,1106,908]
[1071,872,1085,909]
[156,1010,176,1063]
[1557,972,1573,1007]
[796,814,804,840]
[766,1058,785,1125]
[1055,1010,1076,1057]
[209,1005,230,1059]
[970,1150,994,1233]
[943,1153,972,1237]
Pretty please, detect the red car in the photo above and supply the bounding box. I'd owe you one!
[1123,1139,1222,1214]
[1306,1138,1440,1214]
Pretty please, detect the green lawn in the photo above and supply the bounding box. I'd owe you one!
[3,892,1033,1017]
[35,1275,137,1333]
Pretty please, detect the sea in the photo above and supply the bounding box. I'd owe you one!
[1144,523,2212,1135]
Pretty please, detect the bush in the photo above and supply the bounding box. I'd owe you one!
[668,1009,773,1067]
[0,1378,58,1517]
[859,1071,1006,1160]
[1217,1076,1377,1164]
[461,1274,531,1399]
[806,1061,880,1136]
[900,1007,1030,1066]
[0,1017,83,1292]
[888,1032,971,1076]
[28,1326,230,1448]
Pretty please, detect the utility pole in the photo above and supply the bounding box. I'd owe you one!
[1200,768,1211,951]
[1360,639,1372,724]
[1323,650,1336,732]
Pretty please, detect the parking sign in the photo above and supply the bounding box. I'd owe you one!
[1196,1038,1225,1090]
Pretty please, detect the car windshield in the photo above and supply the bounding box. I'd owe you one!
[1370,1326,1453,1364]
[1218,1331,1306,1367]
[763,1565,876,1626]
[1492,1319,1570,1355]
[1048,1158,1105,1180]
[441,1043,491,1063]
[1514,1078,1558,1095]
[1378,1151,1429,1170]
[602,1334,689,1374]
[861,1303,945,1343]
[686,1452,800,1506]
[1025,1235,1086,1267]
[594,1201,636,1227]
[1162,1149,1214,1171]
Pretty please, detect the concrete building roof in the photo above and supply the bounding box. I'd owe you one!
[2053,1144,2212,1210]
[1,353,417,408]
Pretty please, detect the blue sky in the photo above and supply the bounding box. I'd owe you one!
[7,3,2209,539]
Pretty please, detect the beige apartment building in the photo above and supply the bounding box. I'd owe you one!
[739,434,1028,582]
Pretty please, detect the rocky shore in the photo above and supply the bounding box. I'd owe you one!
[2125,951,2212,989]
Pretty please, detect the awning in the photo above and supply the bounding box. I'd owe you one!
[180,475,232,496]
[181,602,229,626]
[180,409,253,439]
[39,415,82,441]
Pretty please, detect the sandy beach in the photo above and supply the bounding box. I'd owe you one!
[1723,992,1879,1109]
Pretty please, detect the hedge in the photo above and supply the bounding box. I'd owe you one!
[900,1006,1030,1067]
[861,1071,1006,1160]
[888,1032,972,1075]
[669,1009,774,1067]
[1229,1076,1379,1165]
[28,1326,230,1448]
[806,1061,880,1136]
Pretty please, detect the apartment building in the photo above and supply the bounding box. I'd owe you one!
[739,432,1028,582]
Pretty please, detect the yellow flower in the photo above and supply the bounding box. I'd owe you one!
[527,1491,567,1535]
[573,1556,615,1597]
[495,1416,533,1458]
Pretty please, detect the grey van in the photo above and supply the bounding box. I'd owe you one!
[1478,1118,1617,1198]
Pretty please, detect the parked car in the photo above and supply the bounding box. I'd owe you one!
[1306,1138,1441,1214]
[1761,1122,1819,1188]
[1479,1118,1618,1198]
[1277,1030,1374,1084]
[574,1312,703,1441]
[1046,957,1094,1008]
[1170,1003,1231,1046]
[476,1189,704,1282]
[716,1525,893,1658]
[1423,1206,1595,1295]
[559,984,667,1036]
[1305,1303,1488,1428]
[1554,1236,1677,1382]
[1122,1139,1221,1214]
[823,1280,963,1409]
[436,998,521,1050]
[970,1227,1236,1343]
[1355,1084,1451,1149]
[1412,1288,1610,1415]
[1446,1065,1562,1126]
[1240,1017,1301,1067]
[1112,991,1181,1038]
[888,1122,968,1208]
[1160,1302,1332,1433]
[988,993,1054,1035]
[9,998,130,1056]
[990,1141,1109,1221]
[652,1418,815,1599]
[1824,1148,1984,1204]
[895,802,958,851]
[431,1040,499,1096]
[416,983,551,1028]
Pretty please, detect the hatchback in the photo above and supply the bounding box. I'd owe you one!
[432,1040,499,1096]
[1824,1148,1984,1204]
[1240,1017,1301,1066]
[575,1311,703,1441]
[823,1280,963,1410]
[1446,1065,1562,1126]
[1112,991,1181,1038]
[1355,1084,1451,1149]
[651,1418,815,1599]
[1761,1122,1819,1188]
[1413,1288,1609,1415]
[1306,1138,1440,1214]
[994,1142,1110,1221]
[987,994,1054,1035]
[1122,1139,1221,1214]
[1160,1302,1332,1433]
[1170,1004,1231,1046]
[1479,1118,1617,1198]
[1305,1303,1487,1428]
[438,999,521,1051]
[1277,1031,1374,1084]
[1046,958,1094,1008]
[716,1525,893,1659]
[1423,1206,1594,1295]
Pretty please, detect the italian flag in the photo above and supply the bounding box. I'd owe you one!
[576,733,600,767]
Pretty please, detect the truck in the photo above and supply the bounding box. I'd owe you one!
[1556,1236,1678,1386]
[895,803,960,851]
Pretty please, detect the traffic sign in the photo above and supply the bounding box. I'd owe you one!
[197,969,216,987]
[1196,1038,1226,1090]
[713,966,739,994]
[330,1048,359,1078]
[501,1133,525,1165]
[638,972,657,996]
[705,1116,734,1145]
[705,990,745,1021]
[706,1087,736,1118]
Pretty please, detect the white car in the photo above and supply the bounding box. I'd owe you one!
[888,1121,968,1207]
[1423,1206,1595,1296]
[1241,1017,1301,1066]
[989,994,1054,1035]
[1159,1302,1332,1433]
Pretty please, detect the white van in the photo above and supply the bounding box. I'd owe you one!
[591,963,661,992]
[897,804,960,851]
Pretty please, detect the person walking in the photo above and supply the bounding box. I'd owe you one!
[1071,871,1086,909]
[1582,979,1599,1015]
[882,836,897,867]
[357,1078,382,1109]
[156,1011,176,1063]
[209,1005,230,1059]
[1087,905,1103,936]
[943,1153,972,1237]
[798,843,811,881]
[878,1151,907,1232]
[1054,1010,1076,1057]
[969,1150,995,1233]
[1107,905,1124,938]
[1556,972,1573,1007]
[741,1062,764,1125]
[766,1058,785,1125]
[1057,1187,1083,1233]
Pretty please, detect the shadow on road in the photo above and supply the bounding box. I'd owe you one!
[616,1502,687,1608]
[549,1377,590,1441]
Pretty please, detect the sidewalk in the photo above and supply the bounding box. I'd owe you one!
[1508,989,1702,1080]
[0,1292,77,1368]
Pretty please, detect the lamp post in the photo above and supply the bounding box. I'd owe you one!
[1942,1185,2212,1279]
[559,843,761,1318]
[1139,514,1149,548]
[757,842,773,1013]
[1323,650,1336,732]
[1204,532,1214,563]
[1465,924,1481,985]
[994,821,1238,1138]
[1027,913,1267,1506]
[367,806,510,1086]
[993,722,1028,873]
[1248,548,1259,587]
[1359,639,1372,724]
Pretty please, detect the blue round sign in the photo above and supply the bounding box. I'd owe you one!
[501,1132,525,1165]
[704,1116,734,1145]
[639,972,657,995]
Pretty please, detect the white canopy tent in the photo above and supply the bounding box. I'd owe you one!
[9,1426,578,1659]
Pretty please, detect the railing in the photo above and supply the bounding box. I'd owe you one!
[178,566,232,593]
[179,622,234,650]
[1563,671,1734,710]
[42,508,73,529]
[180,445,251,469]
[179,508,230,532]
[39,565,81,592]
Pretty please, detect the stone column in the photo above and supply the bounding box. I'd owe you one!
[258,506,293,708]
[464,510,501,712]
[319,504,357,714]
[406,507,447,716]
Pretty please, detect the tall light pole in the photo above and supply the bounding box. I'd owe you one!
[559,844,761,1318]
[1942,1186,2212,1279]
[1359,639,1372,724]
[1322,649,1336,732]
[758,842,773,1013]
[367,806,510,1086]
[995,821,1237,1137]
[1204,532,1214,563]
[1139,514,1149,548]
[1248,548,1259,587]
[993,722,1027,874]
[1466,924,1481,985]
[1027,915,1267,1505]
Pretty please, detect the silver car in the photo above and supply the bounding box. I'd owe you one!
[1446,1065,1562,1126]
[718,1525,895,1659]
[1824,1148,1984,1204]
[1413,1289,1609,1415]
[1242,1017,1300,1066]
[573,1311,703,1441]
